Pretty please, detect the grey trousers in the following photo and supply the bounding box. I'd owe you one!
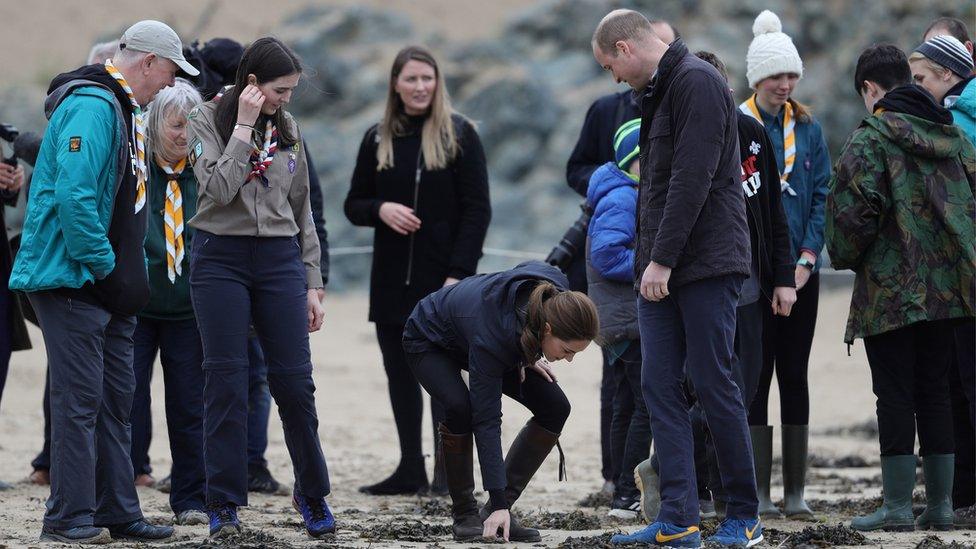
[30,291,143,530]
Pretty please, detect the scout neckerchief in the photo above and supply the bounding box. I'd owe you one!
[213,87,278,187]
[157,157,186,283]
[104,60,148,211]
[739,94,797,197]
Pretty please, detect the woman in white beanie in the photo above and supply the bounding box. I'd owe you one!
[740,9,831,521]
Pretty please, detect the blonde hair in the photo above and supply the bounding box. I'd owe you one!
[591,9,656,55]
[909,51,952,78]
[144,78,203,166]
[377,46,459,171]
[519,282,599,365]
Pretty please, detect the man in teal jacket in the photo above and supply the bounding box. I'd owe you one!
[9,21,197,544]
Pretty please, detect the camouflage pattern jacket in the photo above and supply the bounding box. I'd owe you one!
[826,111,976,344]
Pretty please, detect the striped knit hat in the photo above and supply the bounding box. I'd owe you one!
[613,118,641,172]
[915,35,974,78]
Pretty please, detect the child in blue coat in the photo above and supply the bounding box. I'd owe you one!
[585,119,648,520]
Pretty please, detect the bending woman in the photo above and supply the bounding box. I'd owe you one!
[403,261,599,542]
[186,37,334,539]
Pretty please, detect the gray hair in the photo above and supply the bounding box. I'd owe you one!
[592,9,655,55]
[88,40,120,65]
[144,78,203,165]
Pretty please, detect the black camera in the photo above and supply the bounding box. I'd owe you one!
[545,202,593,271]
[0,123,19,168]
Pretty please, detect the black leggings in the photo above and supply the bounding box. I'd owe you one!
[407,349,570,437]
[750,273,819,426]
[376,323,444,466]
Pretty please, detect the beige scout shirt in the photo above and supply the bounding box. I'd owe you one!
[186,102,323,289]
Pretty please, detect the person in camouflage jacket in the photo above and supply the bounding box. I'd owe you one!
[827,44,975,534]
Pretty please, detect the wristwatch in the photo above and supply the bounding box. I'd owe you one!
[796,257,815,270]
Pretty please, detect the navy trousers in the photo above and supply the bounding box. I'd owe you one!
[694,300,765,501]
[638,274,758,525]
[29,291,143,529]
[246,334,272,469]
[129,317,206,514]
[190,231,330,506]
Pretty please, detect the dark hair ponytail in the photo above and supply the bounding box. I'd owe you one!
[520,282,600,364]
[214,37,302,148]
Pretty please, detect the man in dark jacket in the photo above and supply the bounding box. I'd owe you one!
[593,10,760,548]
[566,18,676,496]
[9,21,196,544]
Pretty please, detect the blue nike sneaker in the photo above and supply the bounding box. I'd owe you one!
[207,504,241,538]
[611,521,701,547]
[707,517,763,547]
[292,493,336,538]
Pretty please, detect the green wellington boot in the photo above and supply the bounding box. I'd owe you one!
[782,425,815,520]
[750,426,783,519]
[916,454,955,531]
[851,454,916,531]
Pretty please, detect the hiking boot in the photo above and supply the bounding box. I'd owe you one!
[102,519,174,541]
[707,517,763,547]
[439,424,483,541]
[851,454,916,531]
[915,454,954,531]
[39,525,112,544]
[782,425,814,520]
[292,493,336,537]
[248,464,285,495]
[611,521,701,547]
[175,509,208,526]
[635,457,661,523]
[750,425,783,519]
[207,504,241,538]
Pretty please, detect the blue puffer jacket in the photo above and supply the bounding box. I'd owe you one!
[586,162,638,282]
[585,162,639,345]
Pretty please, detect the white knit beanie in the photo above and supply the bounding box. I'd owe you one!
[746,10,804,88]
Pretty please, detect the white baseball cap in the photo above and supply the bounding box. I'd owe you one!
[120,20,200,76]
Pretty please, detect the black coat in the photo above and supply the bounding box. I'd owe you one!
[344,114,491,325]
[403,261,568,495]
[636,40,751,288]
[737,113,795,294]
[566,91,640,197]
[1,189,31,351]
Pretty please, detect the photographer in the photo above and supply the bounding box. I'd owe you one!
[0,123,35,490]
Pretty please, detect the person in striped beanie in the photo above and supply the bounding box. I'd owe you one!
[742,9,832,522]
[910,34,976,144]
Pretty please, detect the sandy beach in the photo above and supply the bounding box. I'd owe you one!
[0,284,973,547]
